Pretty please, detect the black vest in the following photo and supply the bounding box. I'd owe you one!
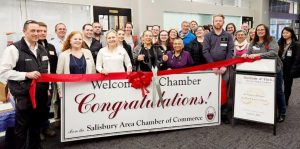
[8,38,49,97]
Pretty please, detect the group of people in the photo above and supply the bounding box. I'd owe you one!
[0,13,300,148]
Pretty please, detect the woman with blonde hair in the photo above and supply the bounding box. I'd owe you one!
[96,30,132,75]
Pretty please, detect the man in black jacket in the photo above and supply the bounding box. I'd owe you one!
[0,20,49,149]
[82,23,102,64]
[38,22,57,140]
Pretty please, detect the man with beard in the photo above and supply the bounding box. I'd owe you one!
[92,22,106,47]
[203,14,234,124]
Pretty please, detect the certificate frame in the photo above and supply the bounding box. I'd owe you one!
[235,59,276,74]
[232,72,277,135]
[233,73,276,124]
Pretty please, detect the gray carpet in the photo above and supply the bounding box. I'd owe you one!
[1,79,300,149]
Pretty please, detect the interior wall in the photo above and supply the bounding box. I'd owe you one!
[1,0,264,40]
[137,0,252,35]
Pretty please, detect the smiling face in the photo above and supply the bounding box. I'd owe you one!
[24,23,40,43]
[236,31,246,42]
[55,24,67,39]
[106,31,118,47]
[152,26,160,37]
[143,31,153,45]
[256,25,266,38]
[83,25,93,39]
[173,39,184,52]
[249,29,255,39]
[70,33,83,49]
[117,30,125,42]
[190,21,198,30]
[169,29,178,39]
[181,22,190,34]
[125,23,133,35]
[38,26,47,40]
[195,27,204,38]
[226,24,235,34]
[159,31,169,42]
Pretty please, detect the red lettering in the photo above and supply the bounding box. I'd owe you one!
[75,93,96,113]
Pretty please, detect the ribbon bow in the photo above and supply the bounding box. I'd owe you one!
[128,71,152,97]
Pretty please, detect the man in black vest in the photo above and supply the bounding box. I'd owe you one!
[0,20,49,149]
[82,23,102,64]
[37,22,57,140]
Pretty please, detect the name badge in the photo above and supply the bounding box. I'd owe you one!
[25,59,32,61]
[287,50,292,57]
[220,43,227,47]
[49,51,55,55]
[42,56,49,61]
[253,46,260,51]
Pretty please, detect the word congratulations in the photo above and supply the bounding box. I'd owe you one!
[74,91,212,119]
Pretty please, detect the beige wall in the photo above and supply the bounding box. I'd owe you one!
[33,0,270,34]
[250,0,270,27]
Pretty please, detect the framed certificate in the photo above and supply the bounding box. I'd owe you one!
[233,74,275,124]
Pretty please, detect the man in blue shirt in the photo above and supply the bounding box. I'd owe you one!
[179,21,196,46]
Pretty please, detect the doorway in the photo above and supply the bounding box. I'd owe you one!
[93,6,131,31]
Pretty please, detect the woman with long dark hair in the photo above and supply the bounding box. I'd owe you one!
[167,29,179,52]
[242,24,286,122]
[225,23,236,38]
[278,27,300,106]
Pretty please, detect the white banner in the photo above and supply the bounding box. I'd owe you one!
[61,72,221,142]
[234,74,275,124]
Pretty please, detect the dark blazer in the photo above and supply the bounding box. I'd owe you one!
[38,40,58,74]
[288,41,300,78]
[83,38,102,64]
[185,39,207,65]
[122,40,133,64]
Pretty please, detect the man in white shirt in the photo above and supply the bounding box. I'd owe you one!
[49,23,67,55]
[0,20,49,149]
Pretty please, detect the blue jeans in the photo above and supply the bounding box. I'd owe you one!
[276,70,286,116]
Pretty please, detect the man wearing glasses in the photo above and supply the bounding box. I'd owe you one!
[0,20,49,148]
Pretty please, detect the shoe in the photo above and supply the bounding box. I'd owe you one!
[221,116,231,124]
[40,133,45,141]
[277,115,285,123]
[43,128,56,137]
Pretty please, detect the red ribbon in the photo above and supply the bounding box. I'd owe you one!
[29,57,260,109]
[128,71,152,97]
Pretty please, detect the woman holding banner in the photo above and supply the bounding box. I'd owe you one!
[56,31,96,94]
[57,31,96,74]
[242,24,286,122]
[96,30,132,75]
[164,38,193,69]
